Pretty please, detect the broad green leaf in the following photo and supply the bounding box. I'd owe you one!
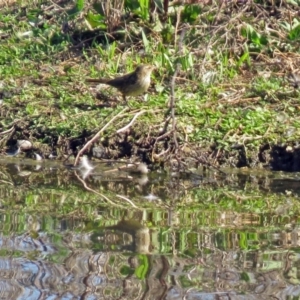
[85,12,106,29]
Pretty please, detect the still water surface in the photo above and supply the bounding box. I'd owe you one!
[1,157,300,299]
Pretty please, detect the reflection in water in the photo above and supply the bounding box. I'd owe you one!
[0,211,297,298]
[92,219,151,253]
[1,159,300,298]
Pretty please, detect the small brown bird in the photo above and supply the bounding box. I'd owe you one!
[86,64,155,103]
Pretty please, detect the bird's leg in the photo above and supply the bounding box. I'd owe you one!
[122,95,132,108]
[122,94,130,107]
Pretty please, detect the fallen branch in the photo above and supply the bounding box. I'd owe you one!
[74,171,119,206]
[116,194,138,208]
[0,126,15,136]
[74,107,128,166]
[169,21,187,151]
[117,110,146,133]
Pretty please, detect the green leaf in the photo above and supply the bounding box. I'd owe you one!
[75,0,84,12]
[125,0,140,10]
[134,255,149,279]
[288,24,300,40]
[85,12,106,29]
[182,5,201,24]
[139,0,150,20]
[125,0,149,19]
[76,0,84,11]
[237,43,250,67]
[141,30,149,52]
[67,0,85,17]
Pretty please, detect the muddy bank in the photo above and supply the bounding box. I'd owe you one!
[1,110,300,172]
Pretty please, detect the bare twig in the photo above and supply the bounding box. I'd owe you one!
[74,107,128,166]
[74,171,119,206]
[117,110,146,133]
[116,194,138,208]
[169,22,187,151]
[174,7,183,49]
[170,65,179,150]
[0,126,15,136]
[102,0,124,33]
[153,147,171,160]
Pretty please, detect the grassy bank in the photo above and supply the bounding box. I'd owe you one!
[1,0,300,171]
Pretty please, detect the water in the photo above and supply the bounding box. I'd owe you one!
[0,157,300,299]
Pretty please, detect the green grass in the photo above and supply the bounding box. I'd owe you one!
[1,0,300,169]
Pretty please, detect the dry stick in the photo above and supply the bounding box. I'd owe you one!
[117,110,146,133]
[76,166,140,208]
[169,23,187,151]
[174,6,183,50]
[170,66,179,150]
[155,148,171,159]
[74,107,128,166]
[0,126,15,136]
[116,195,138,208]
[74,108,148,165]
[74,171,122,206]
[151,130,173,161]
